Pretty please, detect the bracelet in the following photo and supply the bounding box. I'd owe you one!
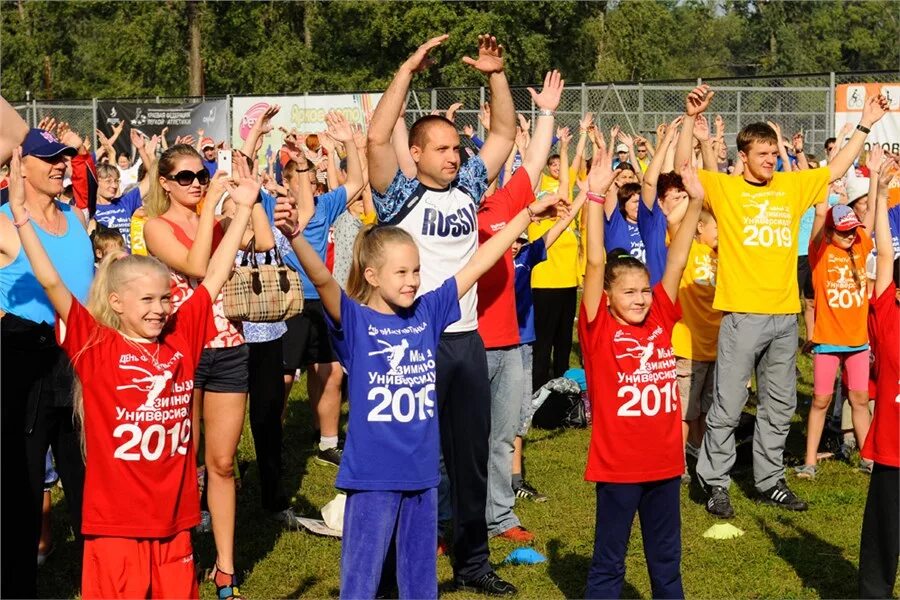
[586,192,606,205]
[856,123,871,135]
[537,109,554,117]
[12,209,30,228]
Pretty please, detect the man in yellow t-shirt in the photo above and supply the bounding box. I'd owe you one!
[674,84,890,519]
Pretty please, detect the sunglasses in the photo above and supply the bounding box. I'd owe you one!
[166,168,210,186]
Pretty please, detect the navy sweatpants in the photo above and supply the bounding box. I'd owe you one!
[340,488,437,600]
[586,477,683,599]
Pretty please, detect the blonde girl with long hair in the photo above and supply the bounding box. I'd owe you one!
[6,147,267,599]
[142,144,273,598]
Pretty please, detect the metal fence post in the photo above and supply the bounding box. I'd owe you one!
[430,89,437,113]
[735,90,742,132]
[226,94,232,143]
[92,97,98,150]
[32,99,37,126]
[828,71,836,136]
[581,82,587,120]
[479,86,485,138]
[637,83,644,134]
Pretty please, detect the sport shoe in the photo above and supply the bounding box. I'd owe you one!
[859,459,874,474]
[759,479,808,511]
[315,446,343,467]
[269,507,302,529]
[794,464,817,479]
[454,571,517,596]
[196,510,212,533]
[706,486,735,519]
[514,480,548,503]
[495,525,535,544]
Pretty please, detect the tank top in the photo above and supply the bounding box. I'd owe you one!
[155,216,244,348]
[0,202,93,325]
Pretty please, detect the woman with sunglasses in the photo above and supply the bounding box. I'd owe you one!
[143,144,273,599]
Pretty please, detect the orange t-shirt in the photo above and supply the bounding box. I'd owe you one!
[808,230,873,347]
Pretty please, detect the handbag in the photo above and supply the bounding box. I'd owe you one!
[222,237,303,322]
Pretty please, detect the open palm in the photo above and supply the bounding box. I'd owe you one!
[462,35,504,74]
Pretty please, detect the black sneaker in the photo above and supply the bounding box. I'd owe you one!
[514,480,548,503]
[759,479,808,511]
[315,446,343,467]
[706,486,735,519]
[454,571,517,596]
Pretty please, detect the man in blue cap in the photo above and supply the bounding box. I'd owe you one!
[0,116,93,598]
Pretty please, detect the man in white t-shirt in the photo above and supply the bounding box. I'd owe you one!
[367,34,520,595]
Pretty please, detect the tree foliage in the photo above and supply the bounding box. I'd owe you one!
[0,0,897,101]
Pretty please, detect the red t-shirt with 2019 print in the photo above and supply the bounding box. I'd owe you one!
[578,284,684,483]
[57,287,216,538]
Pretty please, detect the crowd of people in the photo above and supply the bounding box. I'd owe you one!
[0,33,897,600]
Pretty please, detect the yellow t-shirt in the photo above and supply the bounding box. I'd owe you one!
[528,218,581,289]
[672,241,721,361]
[698,168,829,314]
[539,166,581,200]
[130,210,148,256]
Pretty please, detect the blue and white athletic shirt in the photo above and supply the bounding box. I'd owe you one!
[373,157,488,333]
[326,278,461,491]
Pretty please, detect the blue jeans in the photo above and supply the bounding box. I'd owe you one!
[340,488,437,599]
[586,478,683,599]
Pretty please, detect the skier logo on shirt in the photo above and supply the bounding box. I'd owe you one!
[744,198,770,221]
[614,336,656,374]
[116,365,174,411]
[368,339,410,374]
[828,264,853,286]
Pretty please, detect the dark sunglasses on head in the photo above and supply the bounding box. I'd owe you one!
[167,168,210,186]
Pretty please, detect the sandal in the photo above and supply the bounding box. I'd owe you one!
[210,562,242,599]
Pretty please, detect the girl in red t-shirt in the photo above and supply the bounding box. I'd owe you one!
[579,151,704,600]
[7,148,267,599]
[798,202,874,478]
[857,161,899,598]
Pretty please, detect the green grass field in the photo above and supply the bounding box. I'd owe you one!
[38,341,898,599]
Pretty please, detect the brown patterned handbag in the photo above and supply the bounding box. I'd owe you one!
[222,237,303,322]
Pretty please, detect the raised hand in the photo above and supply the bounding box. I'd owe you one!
[255,104,281,134]
[685,84,714,117]
[557,126,572,144]
[479,102,491,130]
[665,115,683,142]
[714,114,725,138]
[766,120,784,143]
[679,160,705,201]
[462,34,504,75]
[527,69,564,112]
[878,157,897,188]
[197,128,205,139]
[96,129,111,148]
[617,130,635,147]
[579,111,594,132]
[325,111,354,143]
[318,129,337,153]
[403,34,449,74]
[55,122,82,149]
[517,113,531,134]
[112,120,125,138]
[867,144,886,175]
[861,94,890,127]
[462,124,475,138]
[130,128,146,150]
[274,193,301,238]
[8,148,25,212]
[692,115,711,142]
[445,102,463,123]
[792,131,805,153]
[146,135,160,157]
[352,124,367,150]
[175,134,195,147]
[587,148,616,194]
[528,192,566,220]
[38,116,57,133]
[656,122,668,141]
[225,155,261,208]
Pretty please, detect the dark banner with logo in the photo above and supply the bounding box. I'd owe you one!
[96,99,228,155]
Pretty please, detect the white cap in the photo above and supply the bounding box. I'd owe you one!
[845,177,869,203]
[616,143,629,153]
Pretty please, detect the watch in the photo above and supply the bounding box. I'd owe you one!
[856,124,871,134]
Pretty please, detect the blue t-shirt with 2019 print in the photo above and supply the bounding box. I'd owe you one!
[326,278,461,491]
[93,187,142,252]
[605,208,645,265]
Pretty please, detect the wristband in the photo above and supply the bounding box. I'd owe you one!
[537,109,554,117]
[12,209,30,228]
[856,124,871,134]
[586,192,606,205]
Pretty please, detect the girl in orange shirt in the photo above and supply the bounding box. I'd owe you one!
[798,203,874,478]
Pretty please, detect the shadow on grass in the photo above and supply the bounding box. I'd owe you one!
[35,494,81,599]
[282,575,318,598]
[546,538,641,599]
[757,515,857,598]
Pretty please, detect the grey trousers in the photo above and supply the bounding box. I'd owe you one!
[485,346,524,537]
[696,313,798,493]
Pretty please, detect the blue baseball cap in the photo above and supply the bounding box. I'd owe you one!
[21,128,77,160]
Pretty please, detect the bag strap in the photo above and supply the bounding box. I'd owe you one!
[240,237,259,268]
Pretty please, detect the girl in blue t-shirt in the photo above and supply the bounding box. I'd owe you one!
[277,192,559,599]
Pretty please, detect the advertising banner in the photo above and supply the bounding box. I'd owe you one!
[97,99,229,154]
[834,82,900,154]
[231,93,381,164]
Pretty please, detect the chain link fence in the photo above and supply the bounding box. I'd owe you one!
[12,71,898,164]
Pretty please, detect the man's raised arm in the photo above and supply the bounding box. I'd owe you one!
[674,84,714,171]
[463,35,515,183]
[0,96,29,165]
[367,34,448,194]
[519,70,564,186]
[828,94,889,183]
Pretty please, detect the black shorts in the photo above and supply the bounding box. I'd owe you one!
[282,300,336,372]
[194,345,250,393]
[797,258,814,300]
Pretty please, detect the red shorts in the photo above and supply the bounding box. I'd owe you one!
[81,529,198,599]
